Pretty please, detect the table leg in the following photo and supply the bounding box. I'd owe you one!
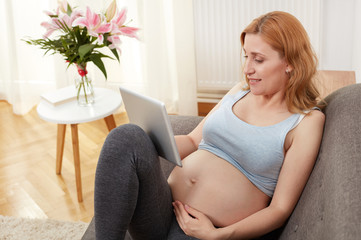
[104,114,116,132]
[56,124,66,175]
[71,124,83,202]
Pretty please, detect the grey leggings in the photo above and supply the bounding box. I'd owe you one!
[94,124,198,240]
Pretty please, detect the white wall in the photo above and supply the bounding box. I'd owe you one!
[353,0,361,83]
[320,0,361,83]
[193,0,361,93]
[193,0,323,91]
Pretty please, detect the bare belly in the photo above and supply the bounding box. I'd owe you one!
[168,150,270,227]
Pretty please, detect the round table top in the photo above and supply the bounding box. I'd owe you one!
[37,87,122,124]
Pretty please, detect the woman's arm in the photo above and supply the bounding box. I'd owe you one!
[174,135,200,159]
[218,110,325,239]
[173,109,325,239]
[175,83,244,159]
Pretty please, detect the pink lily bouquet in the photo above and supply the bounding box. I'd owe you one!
[24,0,138,105]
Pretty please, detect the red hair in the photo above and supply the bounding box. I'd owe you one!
[240,11,320,113]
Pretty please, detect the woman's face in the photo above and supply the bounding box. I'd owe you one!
[243,33,290,96]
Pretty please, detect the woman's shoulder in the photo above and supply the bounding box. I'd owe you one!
[222,83,249,102]
[285,108,325,154]
[220,83,249,105]
[297,109,325,133]
[226,82,246,96]
[305,108,325,121]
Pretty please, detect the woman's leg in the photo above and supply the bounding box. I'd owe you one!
[167,216,200,240]
[94,124,173,240]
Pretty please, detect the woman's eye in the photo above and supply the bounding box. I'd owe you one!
[254,58,263,63]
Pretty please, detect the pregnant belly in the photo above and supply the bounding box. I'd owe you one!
[168,150,270,227]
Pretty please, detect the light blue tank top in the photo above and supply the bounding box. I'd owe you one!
[198,90,305,197]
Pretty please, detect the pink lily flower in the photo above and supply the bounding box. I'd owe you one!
[111,8,127,28]
[44,10,58,17]
[107,35,122,53]
[41,18,62,38]
[105,0,117,22]
[72,7,111,44]
[60,9,83,28]
[117,26,139,39]
[58,0,69,14]
[41,9,82,38]
[110,8,139,39]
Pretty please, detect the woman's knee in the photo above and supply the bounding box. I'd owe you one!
[104,124,152,151]
[108,123,148,143]
[99,123,158,167]
[96,124,151,184]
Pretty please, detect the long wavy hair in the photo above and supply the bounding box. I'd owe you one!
[240,11,321,113]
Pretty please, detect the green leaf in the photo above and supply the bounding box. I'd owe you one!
[67,3,72,16]
[94,51,114,60]
[73,26,82,41]
[90,55,107,79]
[68,54,78,63]
[74,27,88,44]
[66,61,73,70]
[57,20,70,33]
[110,48,120,62]
[79,44,96,59]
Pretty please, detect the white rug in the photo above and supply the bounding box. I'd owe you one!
[0,215,89,240]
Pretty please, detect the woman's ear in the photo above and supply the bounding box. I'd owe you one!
[285,64,294,73]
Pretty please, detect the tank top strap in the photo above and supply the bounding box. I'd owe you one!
[289,107,321,131]
[232,90,250,103]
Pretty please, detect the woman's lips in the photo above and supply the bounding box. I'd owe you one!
[249,78,261,84]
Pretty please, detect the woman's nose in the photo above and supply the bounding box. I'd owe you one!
[243,59,254,75]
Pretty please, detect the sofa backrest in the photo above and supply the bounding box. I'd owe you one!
[169,85,361,240]
[266,84,361,240]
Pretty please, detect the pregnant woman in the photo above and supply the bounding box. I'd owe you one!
[94,11,325,240]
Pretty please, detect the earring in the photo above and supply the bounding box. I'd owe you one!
[286,69,289,73]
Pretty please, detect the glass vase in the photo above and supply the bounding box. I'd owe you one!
[75,76,94,106]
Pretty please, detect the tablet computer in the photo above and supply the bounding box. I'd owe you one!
[119,87,182,167]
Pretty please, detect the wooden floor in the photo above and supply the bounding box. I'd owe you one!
[0,100,129,223]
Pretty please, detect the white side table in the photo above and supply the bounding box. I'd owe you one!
[37,87,122,202]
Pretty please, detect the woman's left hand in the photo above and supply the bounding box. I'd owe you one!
[173,201,219,239]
